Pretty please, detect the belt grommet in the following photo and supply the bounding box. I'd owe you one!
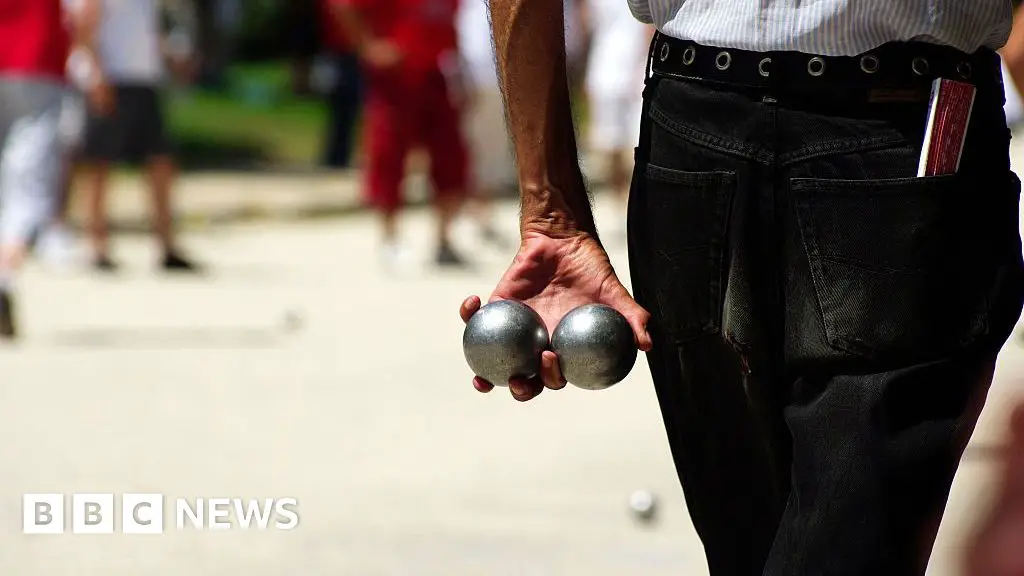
[659,43,670,62]
[715,51,732,71]
[912,57,930,76]
[957,61,973,79]
[682,46,696,65]
[807,56,826,77]
[758,57,771,77]
[859,54,879,74]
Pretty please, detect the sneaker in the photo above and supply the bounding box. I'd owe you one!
[93,254,119,273]
[0,290,15,339]
[36,224,83,270]
[162,251,201,273]
[379,242,419,273]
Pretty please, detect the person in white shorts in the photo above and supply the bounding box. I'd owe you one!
[581,0,653,203]
[457,0,515,246]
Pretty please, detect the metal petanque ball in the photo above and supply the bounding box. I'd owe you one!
[462,300,550,387]
[551,304,637,390]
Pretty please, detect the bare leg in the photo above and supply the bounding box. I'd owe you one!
[434,192,468,265]
[53,154,74,225]
[146,154,176,253]
[82,161,112,260]
[436,192,462,247]
[147,154,199,271]
[381,209,399,244]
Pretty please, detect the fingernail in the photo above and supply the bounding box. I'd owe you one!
[510,381,527,396]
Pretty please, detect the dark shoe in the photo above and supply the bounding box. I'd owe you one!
[435,244,469,267]
[162,251,201,273]
[0,290,15,339]
[93,254,119,272]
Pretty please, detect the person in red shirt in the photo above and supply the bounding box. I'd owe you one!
[336,0,469,268]
[0,0,70,338]
[321,0,363,168]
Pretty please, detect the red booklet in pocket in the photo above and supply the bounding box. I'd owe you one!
[917,78,976,176]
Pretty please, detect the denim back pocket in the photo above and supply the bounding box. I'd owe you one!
[790,173,1002,361]
[642,164,736,342]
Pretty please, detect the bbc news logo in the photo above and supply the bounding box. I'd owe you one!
[22,494,299,534]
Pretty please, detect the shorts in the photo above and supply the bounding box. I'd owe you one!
[588,92,643,152]
[463,88,515,193]
[363,68,468,212]
[82,84,172,164]
[0,77,64,245]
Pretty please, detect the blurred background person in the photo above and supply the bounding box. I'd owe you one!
[0,0,69,338]
[580,0,652,213]
[285,0,320,97]
[192,0,240,89]
[34,1,91,272]
[457,0,514,249]
[70,0,200,273]
[321,0,363,169]
[564,0,589,95]
[336,0,469,269]
[35,61,88,271]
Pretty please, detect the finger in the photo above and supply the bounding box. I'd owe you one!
[621,301,653,352]
[508,376,543,402]
[540,350,566,390]
[473,376,494,393]
[460,295,481,323]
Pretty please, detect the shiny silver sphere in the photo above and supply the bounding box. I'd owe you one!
[462,300,549,387]
[551,304,636,390]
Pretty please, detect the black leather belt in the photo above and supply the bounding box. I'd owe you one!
[649,33,1003,93]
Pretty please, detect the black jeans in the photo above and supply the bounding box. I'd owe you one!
[626,62,1024,574]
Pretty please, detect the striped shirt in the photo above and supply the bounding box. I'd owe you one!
[627,0,1013,56]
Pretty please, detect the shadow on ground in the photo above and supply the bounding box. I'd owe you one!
[47,325,300,350]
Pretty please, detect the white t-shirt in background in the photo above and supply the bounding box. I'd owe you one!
[457,0,499,90]
[458,0,587,89]
[96,0,164,85]
[584,0,649,97]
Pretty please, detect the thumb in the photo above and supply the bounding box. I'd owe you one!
[607,289,652,352]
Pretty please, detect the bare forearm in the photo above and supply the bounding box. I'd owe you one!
[490,0,596,238]
[69,0,102,58]
[1003,7,1024,95]
[66,0,107,88]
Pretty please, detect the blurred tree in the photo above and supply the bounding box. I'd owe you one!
[234,0,296,61]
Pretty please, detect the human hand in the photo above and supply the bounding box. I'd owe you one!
[87,79,115,116]
[359,39,402,70]
[966,401,1024,576]
[459,231,652,402]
